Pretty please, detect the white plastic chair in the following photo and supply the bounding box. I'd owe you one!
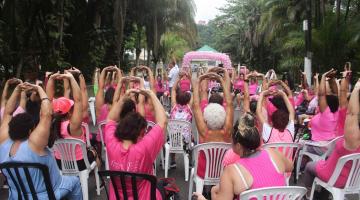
[188,142,231,200]
[296,136,343,181]
[98,121,109,170]
[310,153,360,200]
[53,138,101,200]
[161,95,171,111]
[88,97,96,126]
[146,120,164,175]
[240,186,307,200]
[262,142,300,185]
[164,119,192,181]
[81,122,91,147]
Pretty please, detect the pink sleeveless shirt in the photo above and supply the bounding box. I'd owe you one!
[237,150,286,190]
[54,120,86,160]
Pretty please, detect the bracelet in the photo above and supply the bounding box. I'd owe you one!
[41,97,50,102]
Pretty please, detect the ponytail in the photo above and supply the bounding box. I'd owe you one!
[48,112,67,148]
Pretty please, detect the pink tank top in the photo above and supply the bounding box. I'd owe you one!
[95,104,110,141]
[233,79,244,91]
[179,79,191,92]
[237,150,286,190]
[266,128,293,143]
[145,103,156,122]
[248,83,258,95]
[54,120,86,160]
[170,104,192,123]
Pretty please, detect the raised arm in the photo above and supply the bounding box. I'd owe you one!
[243,81,250,112]
[192,77,208,138]
[217,73,234,134]
[141,89,167,129]
[171,77,180,108]
[339,71,351,108]
[1,79,12,109]
[96,66,113,118]
[256,91,268,125]
[68,67,89,119]
[60,72,83,136]
[278,90,295,121]
[0,83,23,144]
[143,66,156,94]
[344,79,360,150]
[313,73,319,96]
[28,84,53,153]
[63,75,71,99]
[279,80,293,98]
[46,72,60,101]
[112,67,124,104]
[319,69,336,113]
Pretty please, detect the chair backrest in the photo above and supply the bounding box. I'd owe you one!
[0,162,56,200]
[53,138,90,175]
[98,170,157,200]
[328,153,360,191]
[193,142,231,185]
[98,120,107,148]
[323,136,343,158]
[81,122,91,147]
[146,121,156,134]
[167,119,192,150]
[239,186,307,200]
[262,142,300,161]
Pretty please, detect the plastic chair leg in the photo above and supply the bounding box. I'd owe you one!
[188,168,194,200]
[184,153,189,181]
[79,170,89,200]
[195,177,205,195]
[164,144,170,178]
[296,150,304,181]
[94,166,101,195]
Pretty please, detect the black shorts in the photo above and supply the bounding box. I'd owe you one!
[56,148,96,171]
[234,89,242,95]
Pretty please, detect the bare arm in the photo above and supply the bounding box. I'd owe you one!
[79,74,89,119]
[1,79,11,109]
[63,77,71,99]
[112,68,124,104]
[192,78,207,138]
[19,91,27,110]
[0,84,22,144]
[344,79,360,150]
[243,81,250,112]
[28,84,53,153]
[279,80,293,98]
[144,66,156,94]
[171,77,180,108]
[60,73,83,136]
[144,89,167,129]
[96,66,113,118]
[218,73,234,135]
[339,71,350,108]
[46,72,60,101]
[318,70,332,113]
[279,90,295,121]
[210,166,237,200]
[256,91,267,125]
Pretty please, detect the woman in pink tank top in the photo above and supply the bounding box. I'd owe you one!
[257,89,295,144]
[47,72,100,171]
[193,112,293,200]
[302,78,360,198]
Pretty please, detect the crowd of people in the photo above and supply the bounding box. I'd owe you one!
[0,61,359,200]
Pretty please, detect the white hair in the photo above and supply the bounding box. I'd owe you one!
[203,103,226,130]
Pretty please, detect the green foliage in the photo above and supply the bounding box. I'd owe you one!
[160,32,191,63]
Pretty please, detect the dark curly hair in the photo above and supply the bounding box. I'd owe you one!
[176,90,191,106]
[271,109,289,132]
[209,93,223,105]
[326,95,339,113]
[120,98,136,119]
[8,113,35,141]
[105,87,115,105]
[115,112,147,143]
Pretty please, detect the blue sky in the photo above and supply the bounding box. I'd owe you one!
[195,0,228,22]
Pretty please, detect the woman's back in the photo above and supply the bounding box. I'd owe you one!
[236,149,286,190]
[0,139,62,199]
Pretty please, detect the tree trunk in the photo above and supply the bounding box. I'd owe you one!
[344,0,351,22]
[147,48,151,66]
[113,0,127,66]
[135,24,142,66]
[336,0,342,26]
[320,0,325,24]
[94,0,102,29]
[58,0,64,48]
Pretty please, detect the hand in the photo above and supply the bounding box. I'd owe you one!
[262,89,276,97]
[269,79,280,86]
[21,82,39,92]
[192,192,207,200]
[49,71,61,80]
[103,66,116,73]
[323,68,336,78]
[354,79,360,90]
[208,67,225,74]
[300,71,306,77]
[67,67,81,75]
[313,73,319,80]
[276,90,287,97]
[7,78,22,85]
[57,71,74,80]
[341,70,351,78]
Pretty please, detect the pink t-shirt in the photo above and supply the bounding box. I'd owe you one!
[54,120,86,160]
[0,106,26,120]
[295,93,304,107]
[233,79,244,91]
[311,107,339,141]
[94,104,110,142]
[266,97,295,122]
[316,138,360,188]
[104,120,164,200]
[248,83,258,95]
[179,79,191,92]
[336,108,347,136]
[155,80,164,93]
[144,103,156,122]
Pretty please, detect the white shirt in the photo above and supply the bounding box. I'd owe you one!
[262,120,295,142]
[168,65,179,87]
